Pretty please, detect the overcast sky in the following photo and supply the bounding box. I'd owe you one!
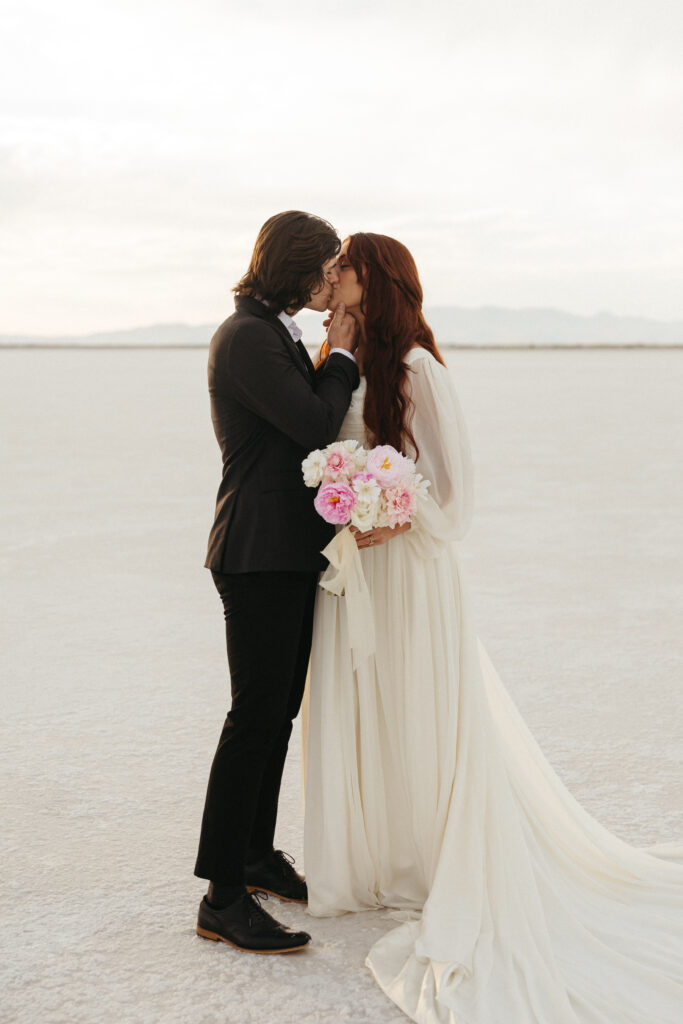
[1,0,682,333]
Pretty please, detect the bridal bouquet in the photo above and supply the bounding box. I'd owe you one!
[301,440,430,531]
[301,441,430,669]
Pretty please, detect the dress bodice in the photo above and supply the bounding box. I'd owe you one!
[337,376,369,445]
[336,349,436,450]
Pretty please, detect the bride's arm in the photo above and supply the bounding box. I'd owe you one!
[405,354,474,555]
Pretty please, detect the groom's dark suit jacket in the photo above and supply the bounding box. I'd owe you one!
[205,295,359,573]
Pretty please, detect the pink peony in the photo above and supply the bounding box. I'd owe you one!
[314,482,357,524]
[366,445,410,488]
[324,449,354,481]
[385,483,417,527]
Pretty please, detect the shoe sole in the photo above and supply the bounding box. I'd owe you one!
[196,926,309,954]
[245,884,307,904]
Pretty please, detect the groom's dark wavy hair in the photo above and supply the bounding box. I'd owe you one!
[318,233,445,458]
[234,211,341,314]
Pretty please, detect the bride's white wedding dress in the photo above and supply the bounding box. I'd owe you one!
[302,346,683,1024]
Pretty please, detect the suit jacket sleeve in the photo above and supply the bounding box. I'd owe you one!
[225,323,359,451]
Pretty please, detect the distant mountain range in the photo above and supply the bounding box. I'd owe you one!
[2,307,682,348]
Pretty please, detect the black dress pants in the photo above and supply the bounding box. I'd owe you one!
[194,569,318,883]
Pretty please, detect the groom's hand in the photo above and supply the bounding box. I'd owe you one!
[327,302,358,352]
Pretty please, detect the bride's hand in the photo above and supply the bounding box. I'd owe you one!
[351,523,411,549]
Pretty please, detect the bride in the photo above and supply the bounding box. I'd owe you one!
[302,232,683,1024]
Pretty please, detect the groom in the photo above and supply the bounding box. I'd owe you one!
[195,211,359,953]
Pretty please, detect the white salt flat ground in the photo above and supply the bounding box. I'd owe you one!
[1,347,682,1024]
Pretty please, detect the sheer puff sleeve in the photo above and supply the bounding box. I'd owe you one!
[403,349,474,558]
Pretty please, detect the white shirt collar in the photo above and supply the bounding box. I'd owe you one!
[276,308,303,344]
[253,295,303,345]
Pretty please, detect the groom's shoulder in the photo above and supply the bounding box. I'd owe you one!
[211,302,278,351]
[208,306,284,381]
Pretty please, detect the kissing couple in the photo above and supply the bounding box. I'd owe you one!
[193,211,683,1023]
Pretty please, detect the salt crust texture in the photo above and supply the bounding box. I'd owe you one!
[1,348,681,1024]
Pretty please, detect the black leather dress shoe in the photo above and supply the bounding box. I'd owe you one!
[196,891,311,954]
[244,850,308,903]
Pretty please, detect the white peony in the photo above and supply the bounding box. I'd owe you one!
[352,447,368,471]
[352,476,381,504]
[301,449,326,488]
[414,472,431,501]
[350,500,377,532]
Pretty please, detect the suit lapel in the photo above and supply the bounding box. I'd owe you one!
[236,295,314,384]
[295,339,316,381]
[269,317,314,383]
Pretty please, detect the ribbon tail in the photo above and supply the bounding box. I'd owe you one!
[320,527,375,670]
[319,529,349,597]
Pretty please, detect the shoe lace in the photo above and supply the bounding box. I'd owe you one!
[274,850,296,874]
[244,889,274,928]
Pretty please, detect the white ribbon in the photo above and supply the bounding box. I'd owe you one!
[319,526,375,670]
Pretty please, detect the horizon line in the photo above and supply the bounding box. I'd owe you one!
[3,342,683,352]
[2,305,683,342]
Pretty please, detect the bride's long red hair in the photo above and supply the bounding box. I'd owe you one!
[319,233,445,456]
